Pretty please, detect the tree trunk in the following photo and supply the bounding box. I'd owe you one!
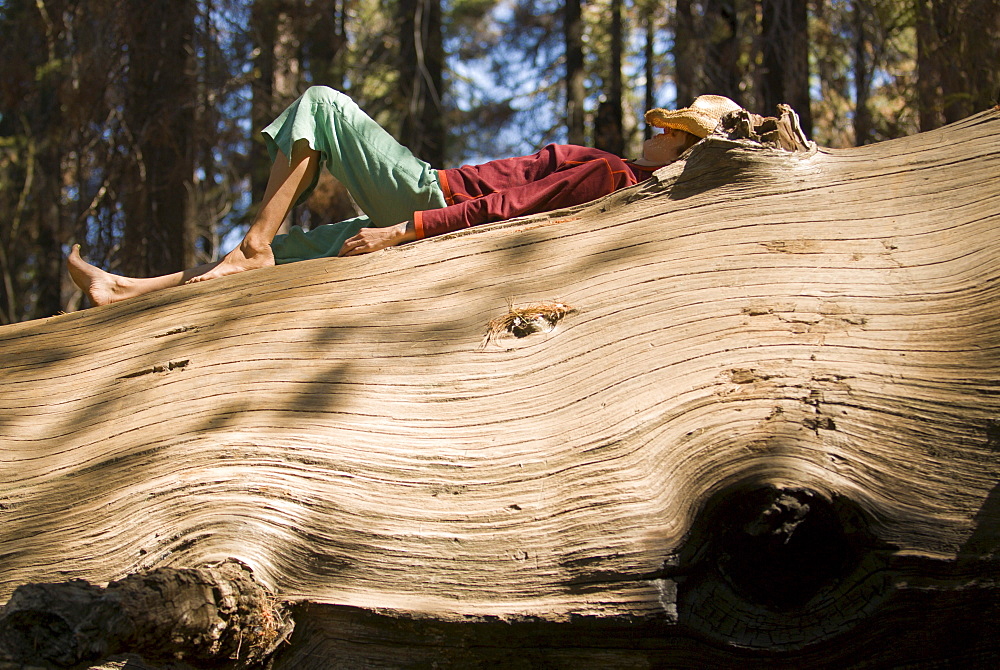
[306,0,349,90]
[1,110,999,667]
[759,0,812,135]
[965,0,1000,113]
[594,0,624,155]
[704,0,742,103]
[937,1,970,125]
[915,0,944,131]
[673,0,697,108]
[251,0,280,208]
[33,147,64,319]
[851,1,874,145]
[564,0,585,145]
[643,0,656,139]
[120,0,197,277]
[398,0,445,166]
[250,0,305,233]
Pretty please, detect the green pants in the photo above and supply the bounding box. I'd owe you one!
[263,86,447,263]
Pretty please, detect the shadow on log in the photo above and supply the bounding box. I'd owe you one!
[0,108,999,667]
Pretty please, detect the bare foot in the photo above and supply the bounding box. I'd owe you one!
[186,241,275,284]
[67,245,131,306]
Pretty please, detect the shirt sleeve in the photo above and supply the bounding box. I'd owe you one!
[413,156,637,240]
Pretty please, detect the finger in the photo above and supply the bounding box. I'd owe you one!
[338,237,362,257]
[340,241,363,257]
[342,244,370,257]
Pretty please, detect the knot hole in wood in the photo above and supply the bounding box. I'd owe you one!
[674,485,883,612]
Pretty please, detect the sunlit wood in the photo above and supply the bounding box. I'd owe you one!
[1,110,998,667]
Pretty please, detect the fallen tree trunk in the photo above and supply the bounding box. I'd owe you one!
[1,109,998,668]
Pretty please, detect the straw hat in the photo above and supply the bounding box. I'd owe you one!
[645,95,742,138]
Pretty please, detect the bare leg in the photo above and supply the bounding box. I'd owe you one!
[68,245,218,306]
[68,140,321,305]
[187,138,320,283]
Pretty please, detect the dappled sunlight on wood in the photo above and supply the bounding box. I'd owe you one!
[1,111,999,667]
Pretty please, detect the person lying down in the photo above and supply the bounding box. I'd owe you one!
[69,88,740,306]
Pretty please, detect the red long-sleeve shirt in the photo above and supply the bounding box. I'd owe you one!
[412,144,657,239]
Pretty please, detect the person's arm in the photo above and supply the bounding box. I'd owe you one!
[338,220,416,256]
[337,153,638,256]
[415,156,637,239]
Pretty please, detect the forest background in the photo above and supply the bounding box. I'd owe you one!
[0,0,996,323]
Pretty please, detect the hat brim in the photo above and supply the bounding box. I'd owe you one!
[644,108,720,138]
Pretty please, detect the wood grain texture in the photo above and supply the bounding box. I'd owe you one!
[1,110,998,663]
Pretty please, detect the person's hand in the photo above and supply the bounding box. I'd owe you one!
[338,221,416,256]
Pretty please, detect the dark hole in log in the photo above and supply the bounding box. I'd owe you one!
[713,487,859,610]
[510,315,547,338]
[481,302,573,347]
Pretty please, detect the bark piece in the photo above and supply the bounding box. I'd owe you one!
[0,561,291,668]
[717,105,812,151]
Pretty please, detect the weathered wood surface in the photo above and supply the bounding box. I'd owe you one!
[1,109,999,667]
